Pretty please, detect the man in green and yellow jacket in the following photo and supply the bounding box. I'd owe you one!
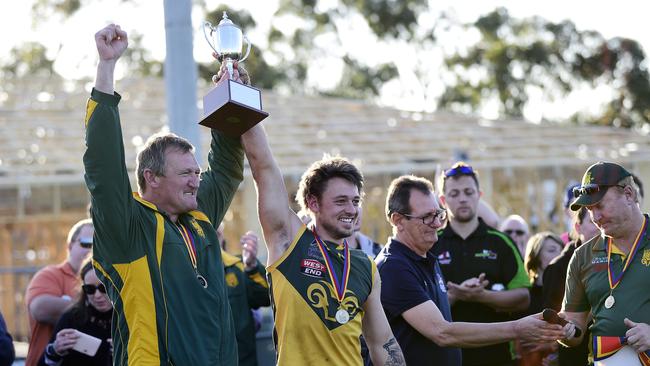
[84,24,249,365]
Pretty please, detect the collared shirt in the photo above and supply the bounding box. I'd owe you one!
[564,214,650,336]
[433,219,529,366]
[376,238,462,366]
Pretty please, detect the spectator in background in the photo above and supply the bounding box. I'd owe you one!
[217,225,270,366]
[25,219,93,366]
[560,183,580,244]
[347,206,383,258]
[40,262,113,366]
[542,207,597,366]
[478,200,501,229]
[0,310,15,366]
[516,232,564,365]
[500,215,530,258]
[433,162,530,366]
[377,175,567,366]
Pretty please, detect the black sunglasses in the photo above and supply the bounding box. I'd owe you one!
[504,229,526,236]
[400,209,447,225]
[82,283,106,295]
[572,183,625,198]
[78,238,93,249]
[444,164,475,178]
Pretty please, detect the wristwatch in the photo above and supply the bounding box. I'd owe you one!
[46,343,63,360]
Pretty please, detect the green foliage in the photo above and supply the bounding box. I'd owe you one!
[440,7,650,129]
[1,42,54,78]
[268,0,429,97]
[122,32,163,77]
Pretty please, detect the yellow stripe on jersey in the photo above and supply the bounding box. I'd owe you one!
[114,256,160,365]
[84,98,98,127]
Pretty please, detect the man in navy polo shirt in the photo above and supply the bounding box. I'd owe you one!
[376,175,566,366]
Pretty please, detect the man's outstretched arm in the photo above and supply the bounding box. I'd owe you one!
[241,124,302,265]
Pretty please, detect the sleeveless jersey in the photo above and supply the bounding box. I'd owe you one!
[268,225,375,365]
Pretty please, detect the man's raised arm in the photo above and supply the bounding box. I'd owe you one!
[241,124,302,265]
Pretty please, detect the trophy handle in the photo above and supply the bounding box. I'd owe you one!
[202,21,219,55]
[240,35,251,62]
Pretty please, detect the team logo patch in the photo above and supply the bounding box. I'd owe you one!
[475,249,498,260]
[436,272,447,293]
[225,272,238,287]
[307,241,324,260]
[642,249,650,267]
[437,251,452,265]
[300,259,326,278]
[190,219,205,238]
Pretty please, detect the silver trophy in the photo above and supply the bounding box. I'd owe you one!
[199,12,268,136]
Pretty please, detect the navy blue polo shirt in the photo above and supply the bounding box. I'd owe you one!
[376,239,462,366]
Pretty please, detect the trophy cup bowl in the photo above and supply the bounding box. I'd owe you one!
[199,12,268,136]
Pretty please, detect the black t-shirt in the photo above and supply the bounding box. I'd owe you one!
[432,219,530,366]
[40,304,112,366]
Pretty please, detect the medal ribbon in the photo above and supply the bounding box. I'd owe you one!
[176,222,197,270]
[607,216,647,291]
[313,230,350,303]
[593,335,650,365]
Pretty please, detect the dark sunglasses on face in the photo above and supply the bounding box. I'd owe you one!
[82,283,106,295]
[444,164,475,178]
[401,209,447,225]
[572,183,624,198]
[78,238,93,249]
[504,229,526,236]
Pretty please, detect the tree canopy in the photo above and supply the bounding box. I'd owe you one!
[8,0,650,131]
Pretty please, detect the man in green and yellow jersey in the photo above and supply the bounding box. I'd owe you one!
[240,126,405,364]
[84,24,246,365]
[561,162,650,364]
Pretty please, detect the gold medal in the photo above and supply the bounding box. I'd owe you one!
[335,309,350,324]
[604,294,615,309]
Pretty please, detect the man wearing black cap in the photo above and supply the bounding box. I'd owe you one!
[560,161,650,364]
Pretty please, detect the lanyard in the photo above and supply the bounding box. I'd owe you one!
[313,230,350,304]
[176,222,197,270]
[607,216,647,291]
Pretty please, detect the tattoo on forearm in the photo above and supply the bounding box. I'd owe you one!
[382,337,406,366]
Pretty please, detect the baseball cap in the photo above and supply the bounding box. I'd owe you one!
[563,182,580,209]
[569,162,632,211]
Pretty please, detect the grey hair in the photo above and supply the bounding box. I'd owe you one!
[136,132,194,194]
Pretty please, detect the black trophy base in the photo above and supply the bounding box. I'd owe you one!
[199,79,269,137]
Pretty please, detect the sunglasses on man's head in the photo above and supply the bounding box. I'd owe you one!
[504,229,526,236]
[82,283,106,295]
[572,183,624,198]
[444,164,475,178]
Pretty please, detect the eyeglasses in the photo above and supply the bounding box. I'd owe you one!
[401,209,447,225]
[504,229,527,236]
[444,164,475,178]
[78,238,93,249]
[82,283,106,295]
[572,184,625,198]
